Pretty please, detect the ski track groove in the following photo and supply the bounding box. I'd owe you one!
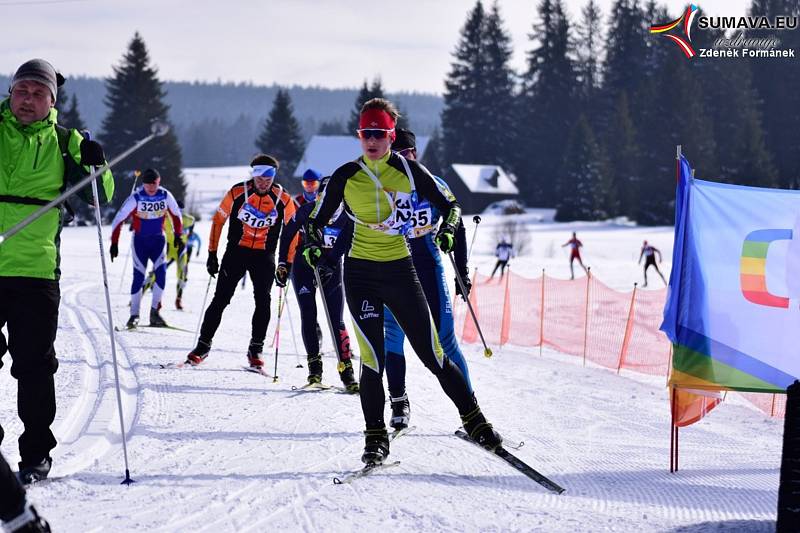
[34,280,141,478]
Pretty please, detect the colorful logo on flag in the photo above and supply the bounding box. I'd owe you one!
[740,229,792,308]
[650,4,700,59]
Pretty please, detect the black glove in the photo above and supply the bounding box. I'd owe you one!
[206,251,219,276]
[302,220,323,268]
[110,242,118,261]
[174,233,185,255]
[313,264,334,288]
[275,262,291,287]
[80,139,106,166]
[454,275,472,302]
[434,223,457,253]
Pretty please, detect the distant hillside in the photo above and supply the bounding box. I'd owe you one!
[0,74,443,166]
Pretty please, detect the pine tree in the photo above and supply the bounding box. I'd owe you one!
[347,78,386,134]
[99,32,186,203]
[516,0,578,207]
[748,0,800,188]
[574,0,604,110]
[420,127,447,177]
[441,1,487,166]
[556,115,609,221]
[479,2,517,170]
[60,94,87,131]
[255,88,306,181]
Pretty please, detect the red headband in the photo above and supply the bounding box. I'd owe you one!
[359,108,396,131]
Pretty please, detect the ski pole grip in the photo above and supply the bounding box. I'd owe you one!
[473,215,481,224]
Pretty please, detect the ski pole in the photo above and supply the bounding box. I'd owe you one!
[313,266,347,373]
[448,252,492,358]
[85,131,135,485]
[117,171,141,293]
[0,122,169,246]
[272,287,286,383]
[467,215,481,262]
[193,274,214,349]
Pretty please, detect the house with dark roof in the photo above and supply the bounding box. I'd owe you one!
[443,164,519,214]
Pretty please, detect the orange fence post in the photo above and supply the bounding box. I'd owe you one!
[500,267,511,347]
[617,283,638,374]
[539,269,545,357]
[582,267,592,367]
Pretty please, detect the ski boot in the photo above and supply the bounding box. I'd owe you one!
[149,307,168,327]
[17,456,52,485]
[307,354,323,384]
[390,393,411,430]
[187,340,211,366]
[247,342,265,369]
[361,427,389,465]
[125,315,139,329]
[461,405,502,451]
[175,297,183,310]
[338,360,359,393]
[3,501,51,532]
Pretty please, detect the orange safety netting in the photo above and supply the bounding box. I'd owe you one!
[455,270,783,420]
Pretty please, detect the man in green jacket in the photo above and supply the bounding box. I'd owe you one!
[0,59,114,484]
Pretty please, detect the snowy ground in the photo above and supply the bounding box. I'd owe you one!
[0,215,781,532]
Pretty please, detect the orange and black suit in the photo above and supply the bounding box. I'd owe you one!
[199,181,298,351]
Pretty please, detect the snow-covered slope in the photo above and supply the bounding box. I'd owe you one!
[0,218,780,532]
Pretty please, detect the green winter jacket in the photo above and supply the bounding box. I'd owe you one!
[0,99,115,280]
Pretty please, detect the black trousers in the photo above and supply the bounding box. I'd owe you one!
[0,277,59,466]
[491,259,508,278]
[344,257,474,429]
[199,247,275,347]
[0,450,25,521]
[291,257,351,362]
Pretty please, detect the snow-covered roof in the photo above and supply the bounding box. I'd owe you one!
[293,134,430,178]
[450,164,519,195]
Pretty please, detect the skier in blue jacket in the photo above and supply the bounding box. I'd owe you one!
[383,128,473,430]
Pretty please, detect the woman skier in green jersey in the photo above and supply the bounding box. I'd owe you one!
[303,98,502,465]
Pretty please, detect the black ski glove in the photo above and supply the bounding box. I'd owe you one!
[302,220,323,268]
[275,262,291,288]
[434,222,457,253]
[454,275,472,302]
[206,251,219,276]
[110,242,119,261]
[80,139,106,166]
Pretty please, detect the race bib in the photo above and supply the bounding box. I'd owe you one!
[323,227,341,249]
[136,199,167,220]
[409,200,435,238]
[237,203,277,228]
[377,190,416,236]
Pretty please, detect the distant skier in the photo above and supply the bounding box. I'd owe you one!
[278,177,359,391]
[562,232,588,280]
[186,154,298,369]
[639,240,666,287]
[110,168,183,328]
[490,236,514,279]
[142,211,196,310]
[295,168,321,207]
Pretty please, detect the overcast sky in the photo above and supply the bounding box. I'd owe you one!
[2,0,751,94]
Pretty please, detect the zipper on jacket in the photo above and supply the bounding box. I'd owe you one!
[32,136,42,169]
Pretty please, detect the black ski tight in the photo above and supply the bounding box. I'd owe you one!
[344,257,474,429]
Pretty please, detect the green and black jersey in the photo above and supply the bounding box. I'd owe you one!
[310,151,460,262]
